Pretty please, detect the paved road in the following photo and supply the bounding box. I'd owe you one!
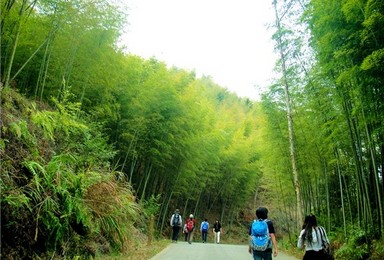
[150,242,299,260]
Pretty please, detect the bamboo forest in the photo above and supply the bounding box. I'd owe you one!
[1,0,383,259]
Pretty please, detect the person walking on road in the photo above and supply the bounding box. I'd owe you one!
[200,218,209,243]
[170,209,182,242]
[186,214,196,244]
[297,214,331,260]
[213,219,222,244]
[248,207,278,260]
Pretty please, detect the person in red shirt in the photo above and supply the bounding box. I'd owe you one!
[185,214,196,244]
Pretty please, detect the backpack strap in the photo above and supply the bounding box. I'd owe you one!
[263,219,270,234]
[318,226,329,246]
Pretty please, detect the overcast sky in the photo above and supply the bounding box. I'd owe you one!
[120,0,277,100]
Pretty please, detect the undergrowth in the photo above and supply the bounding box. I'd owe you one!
[0,90,150,259]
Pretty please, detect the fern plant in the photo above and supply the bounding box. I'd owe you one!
[2,89,142,258]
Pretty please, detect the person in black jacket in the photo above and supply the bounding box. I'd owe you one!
[213,219,222,244]
[248,207,278,260]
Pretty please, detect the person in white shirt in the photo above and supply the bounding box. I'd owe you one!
[170,209,182,242]
[297,214,330,260]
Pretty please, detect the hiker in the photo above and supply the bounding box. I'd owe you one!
[298,214,331,260]
[200,218,209,243]
[170,209,182,242]
[186,214,196,244]
[213,219,222,244]
[248,207,278,260]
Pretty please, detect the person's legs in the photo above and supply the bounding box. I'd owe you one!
[252,251,272,260]
[171,227,177,241]
[303,250,318,260]
[214,231,217,243]
[202,231,208,243]
[217,231,221,243]
[252,251,263,260]
[261,251,272,260]
[174,227,180,241]
[317,250,328,260]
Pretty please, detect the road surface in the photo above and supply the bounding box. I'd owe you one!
[150,242,299,260]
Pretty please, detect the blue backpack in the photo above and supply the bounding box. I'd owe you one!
[202,222,208,231]
[250,219,271,251]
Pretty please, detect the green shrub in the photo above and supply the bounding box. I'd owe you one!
[334,229,371,260]
[1,90,142,258]
[370,238,384,260]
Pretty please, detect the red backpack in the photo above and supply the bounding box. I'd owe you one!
[186,219,194,232]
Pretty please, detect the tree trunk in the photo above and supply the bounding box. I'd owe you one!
[140,164,152,203]
[193,191,201,217]
[273,0,302,228]
[159,190,173,235]
[3,15,21,88]
[39,42,52,101]
[336,159,347,239]
[3,0,37,88]
[362,107,383,235]
[323,162,331,233]
[182,198,189,220]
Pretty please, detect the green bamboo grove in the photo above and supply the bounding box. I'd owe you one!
[1,0,383,259]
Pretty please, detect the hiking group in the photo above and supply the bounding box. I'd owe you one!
[171,207,331,260]
[249,207,331,260]
[170,210,222,244]
[170,210,197,244]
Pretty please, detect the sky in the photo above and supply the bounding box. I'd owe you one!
[120,0,277,100]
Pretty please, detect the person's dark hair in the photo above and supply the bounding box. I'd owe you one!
[302,214,318,244]
[256,207,268,219]
[205,218,208,221]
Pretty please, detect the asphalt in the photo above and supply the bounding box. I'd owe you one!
[150,241,299,260]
